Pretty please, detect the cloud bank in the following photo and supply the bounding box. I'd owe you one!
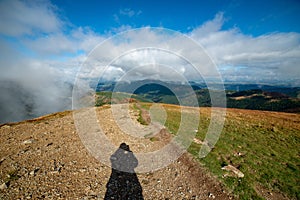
[0,0,299,123]
[190,13,300,83]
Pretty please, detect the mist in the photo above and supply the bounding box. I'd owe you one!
[0,40,73,124]
[0,75,72,124]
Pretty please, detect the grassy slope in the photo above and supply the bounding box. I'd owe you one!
[137,103,300,199]
[96,90,299,198]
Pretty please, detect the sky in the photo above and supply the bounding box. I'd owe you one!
[52,0,300,36]
[0,0,300,123]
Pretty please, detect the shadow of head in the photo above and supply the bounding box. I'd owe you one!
[120,142,130,151]
[110,142,138,173]
[105,143,144,200]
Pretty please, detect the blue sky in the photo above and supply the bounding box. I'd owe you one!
[52,0,300,36]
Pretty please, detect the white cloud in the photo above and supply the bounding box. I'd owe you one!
[110,25,133,34]
[0,0,62,36]
[189,13,300,82]
[74,23,300,85]
[119,8,142,17]
[191,12,225,38]
[0,0,76,123]
[120,8,135,17]
[0,39,73,123]
[23,27,105,55]
[0,0,104,56]
[114,8,142,24]
[109,48,190,81]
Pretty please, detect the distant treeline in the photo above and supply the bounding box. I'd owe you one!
[95,81,300,113]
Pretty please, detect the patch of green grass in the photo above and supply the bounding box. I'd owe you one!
[132,103,148,125]
[149,137,159,142]
[4,169,20,185]
[156,104,300,199]
[164,106,181,134]
[95,91,112,106]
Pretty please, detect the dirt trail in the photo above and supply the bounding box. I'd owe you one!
[0,106,233,199]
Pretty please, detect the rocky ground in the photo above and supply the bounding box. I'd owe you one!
[0,105,234,199]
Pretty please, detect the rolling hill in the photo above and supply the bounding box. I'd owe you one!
[0,103,299,199]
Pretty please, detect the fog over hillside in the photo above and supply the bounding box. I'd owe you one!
[0,80,72,124]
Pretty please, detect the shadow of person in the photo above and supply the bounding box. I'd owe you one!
[104,143,144,200]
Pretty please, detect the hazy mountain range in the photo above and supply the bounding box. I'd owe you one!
[95,80,300,113]
[1,79,299,124]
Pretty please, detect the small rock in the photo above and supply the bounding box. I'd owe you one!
[79,168,86,173]
[0,157,5,164]
[22,139,36,144]
[45,142,53,147]
[234,152,245,157]
[51,160,64,172]
[0,182,8,190]
[268,192,273,196]
[272,126,279,132]
[29,168,39,176]
[1,125,10,129]
[193,138,203,144]
[208,192,215,199]
[222,165,244,178]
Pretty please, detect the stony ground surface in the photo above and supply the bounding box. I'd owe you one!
[0,105,234,200]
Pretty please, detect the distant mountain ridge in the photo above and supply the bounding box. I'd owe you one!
[95,80,300,113]
[96,80,300,97]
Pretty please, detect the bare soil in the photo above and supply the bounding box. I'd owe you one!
[0,106,234,200]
